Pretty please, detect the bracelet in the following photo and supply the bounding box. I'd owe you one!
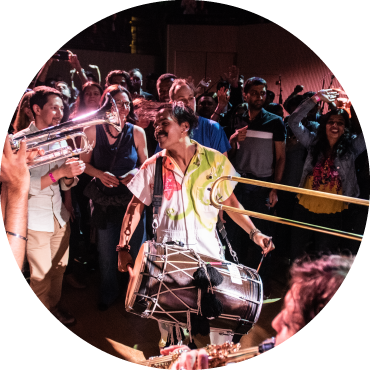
[49,172,57,183]
[312,94,321,103]
[6,231,28,241]
[116,244,130,252]
[249,228,261,243]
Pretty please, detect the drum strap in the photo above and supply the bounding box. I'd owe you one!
[152,156,164,239]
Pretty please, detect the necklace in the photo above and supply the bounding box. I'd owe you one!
[104,123,122,139]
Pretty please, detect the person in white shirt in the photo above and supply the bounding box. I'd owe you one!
[14,86,85,325]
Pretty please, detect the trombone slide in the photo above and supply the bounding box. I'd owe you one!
[210,176,369,242]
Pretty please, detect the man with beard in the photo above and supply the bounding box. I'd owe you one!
[117,103,274,346]
[14,86,85,325]
[225,77,285,298]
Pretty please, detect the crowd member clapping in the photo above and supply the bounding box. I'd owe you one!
[288,89,366,260]
[81,84,148,311]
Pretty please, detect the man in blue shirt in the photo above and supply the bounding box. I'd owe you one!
[155,79,230,156]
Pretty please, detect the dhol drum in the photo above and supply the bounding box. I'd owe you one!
[126,241,263,335]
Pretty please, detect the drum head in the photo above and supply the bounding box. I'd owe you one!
[125,242,148,309]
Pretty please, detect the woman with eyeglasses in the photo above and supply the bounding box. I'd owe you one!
[81,84,148,310]
[287,89,366,260]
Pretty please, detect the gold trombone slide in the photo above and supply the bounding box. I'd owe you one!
[210,176,369,242]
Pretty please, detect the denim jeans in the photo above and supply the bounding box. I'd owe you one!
[96,210,146,305]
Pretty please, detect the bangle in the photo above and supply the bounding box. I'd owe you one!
[249,228,261,243]
[49,172,57,183]
[312,94,321,103]
[6,231,28,241]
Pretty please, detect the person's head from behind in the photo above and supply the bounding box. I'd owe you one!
[129,68,143,93]
[264,103,284,118]
[197,92,217,119]
[85,70,98,82]
[243,77,267,111]
[30,86,63,128]
[154,102,198,150]
[265,90,275,105]
[157,73,177,102]
[100,84,137,124]
[105,70,131,91]
[169,79,196,112]
[272,254,353,346]
[55,81,71,102]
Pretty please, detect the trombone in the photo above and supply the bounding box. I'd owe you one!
[210,176,369,242]
[8,93,121,169]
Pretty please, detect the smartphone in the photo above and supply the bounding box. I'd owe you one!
[52,50,69,61]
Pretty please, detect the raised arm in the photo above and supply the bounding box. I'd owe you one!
[288,89,338,148]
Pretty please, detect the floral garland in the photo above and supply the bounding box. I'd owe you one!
[312,157,342,193]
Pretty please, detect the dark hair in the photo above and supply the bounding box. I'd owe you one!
[85,70,98,82]
[217,80,230,91]
[71,81,103,118]
[156,73,177,90]
[302,91,316,100]
[100,84,137,124]
[29,86,63,116]
[264,103,283,118]
[311,108,352,166]
[244,77,267,94]
[290,254,353,329]
[157,102,198,138]
[197,92,216,104]
[266,90,275,101]
[14,91,34,133]
[105,70,132,91]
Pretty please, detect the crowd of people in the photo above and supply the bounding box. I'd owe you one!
[1,49,367,360]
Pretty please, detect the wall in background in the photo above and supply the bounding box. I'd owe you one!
[168,23,344,107]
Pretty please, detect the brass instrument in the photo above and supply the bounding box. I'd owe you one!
[210,176,369,242]
[140,338,275,368]
[8,94,121,169]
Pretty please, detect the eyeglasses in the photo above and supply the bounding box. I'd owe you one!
[115,100,130,108]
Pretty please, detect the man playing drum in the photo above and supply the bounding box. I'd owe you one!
[117,102,274,345]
